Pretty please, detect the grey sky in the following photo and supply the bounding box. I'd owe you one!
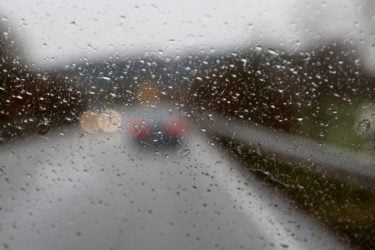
[1,0,373,71]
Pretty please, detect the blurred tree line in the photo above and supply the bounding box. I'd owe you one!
[185,42,375,150]
[187,42,373,131]
[0,23,85,140]
[2,19,375,147]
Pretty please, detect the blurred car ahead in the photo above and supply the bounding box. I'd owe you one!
[127,105,189,146]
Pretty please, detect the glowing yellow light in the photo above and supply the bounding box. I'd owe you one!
[135,82,160,104]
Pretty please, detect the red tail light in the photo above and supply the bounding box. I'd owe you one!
[128,116,151,139]
[164,116,189,137]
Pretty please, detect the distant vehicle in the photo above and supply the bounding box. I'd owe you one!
[127,105,189,146]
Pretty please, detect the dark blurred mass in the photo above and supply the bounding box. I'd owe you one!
[0,23,85,140]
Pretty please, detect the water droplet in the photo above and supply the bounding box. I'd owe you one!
[357,119,371,134]
[268,49,279,56]
[180,149,190,157]
[37,124,50,135]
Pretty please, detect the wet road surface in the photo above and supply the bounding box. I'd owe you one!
[0,108,348,250]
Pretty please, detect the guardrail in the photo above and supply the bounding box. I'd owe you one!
[195,113,375,187]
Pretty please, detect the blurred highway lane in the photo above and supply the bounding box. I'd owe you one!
[0,110,348,250]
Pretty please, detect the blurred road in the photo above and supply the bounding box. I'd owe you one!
[0,108,348,250]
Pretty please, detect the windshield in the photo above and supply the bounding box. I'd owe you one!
[0,1,374,249]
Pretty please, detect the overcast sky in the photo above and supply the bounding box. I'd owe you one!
[1,0,373,71]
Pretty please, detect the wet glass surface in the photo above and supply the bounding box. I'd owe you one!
[0,1,374,249]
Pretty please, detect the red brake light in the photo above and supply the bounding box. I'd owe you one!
[164,116,188,137]
[128,116,151,139]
